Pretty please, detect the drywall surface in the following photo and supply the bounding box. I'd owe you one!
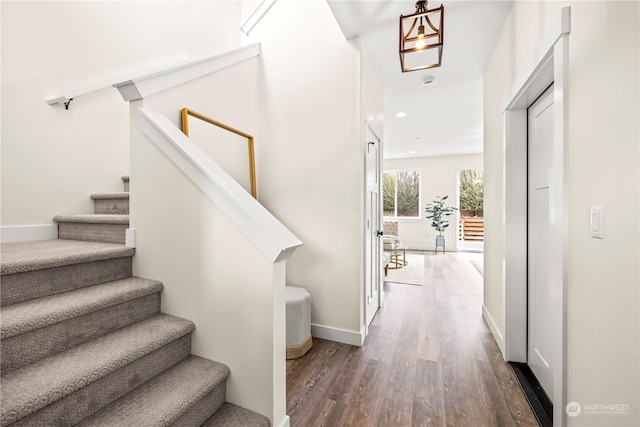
[1,1,239,226]
[131,106,280,422]
[383,154,483,251]
[129,49,288,422]
[484,2,639,425]
[249,0,368,343]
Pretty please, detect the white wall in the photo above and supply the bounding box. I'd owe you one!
[130,54,288,425]
[1,1,239,226]
[484,2,639,425]
[250,0,377,344]
[131,115,283,423]
[384,154,482,251]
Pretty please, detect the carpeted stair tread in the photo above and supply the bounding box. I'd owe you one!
[1,239,134,275]
[0,314,194,425]
[202,403,271,427]
[53,214,129,224]
[1,277,163,339]
[90,192,129,200]
[79,356,230,426]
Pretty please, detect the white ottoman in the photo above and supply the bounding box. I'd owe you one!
[285,286,312,359]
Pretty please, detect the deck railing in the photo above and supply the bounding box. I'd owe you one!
[459,216,484,241]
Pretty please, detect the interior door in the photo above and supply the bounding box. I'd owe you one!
[365,125,382,328]
[527,84,555,400]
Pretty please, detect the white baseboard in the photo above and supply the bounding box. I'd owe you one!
[1,225,58,243]
[277,415,290,427]
[482,304,505,358]
[311,323,364,347]
[408,245,460,252]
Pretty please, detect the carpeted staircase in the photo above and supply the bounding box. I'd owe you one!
[0,176,270,426]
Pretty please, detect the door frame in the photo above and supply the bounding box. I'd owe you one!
[363,118,384,337]
[502,6,570,427]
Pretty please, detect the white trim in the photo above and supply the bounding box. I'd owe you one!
[1,225,58,243]
[46,58,188,106]
[365,117,382,142]
[503,108,528,363]
[311,323,365,347]
[241,0,278,35]
[115,44,261,102]
[502,6,570,427]
[503,8,570,111]
[47,44,261,107]
[125,228,136,248]
[482,304,505,356]
[363,120,383,340]
[139,108,302,263]
[277,415,290,427]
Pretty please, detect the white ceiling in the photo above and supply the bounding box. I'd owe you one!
[327,0,513,159]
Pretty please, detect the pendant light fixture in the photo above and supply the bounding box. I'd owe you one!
[399,0,444,73]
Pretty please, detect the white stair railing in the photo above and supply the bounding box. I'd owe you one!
[139,108,302,263]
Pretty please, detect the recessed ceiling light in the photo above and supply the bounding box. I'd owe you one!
[395,111,407,118]
[410,150,417,154]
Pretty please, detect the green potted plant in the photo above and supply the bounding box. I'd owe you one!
[425,195,458,252]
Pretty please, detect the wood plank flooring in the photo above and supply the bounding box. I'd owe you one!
[286,251,539,427]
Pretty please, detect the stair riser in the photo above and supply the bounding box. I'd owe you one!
[171,383,226,427]
[1,257,132,306]
[1,293,161,374]
[58,223,127,245]
[9,334,192,426]
[94,199,129,215]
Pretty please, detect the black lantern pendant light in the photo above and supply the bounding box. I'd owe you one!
[399,0,444,72]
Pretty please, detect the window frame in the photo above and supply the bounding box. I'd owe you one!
[383,169,422,220]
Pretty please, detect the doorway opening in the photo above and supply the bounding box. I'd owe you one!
[501,7,569,426]
[458,168,484,252]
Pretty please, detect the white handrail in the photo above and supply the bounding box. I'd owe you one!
[46,43,261,108]
[45,58,188,108]
[139,108,302,263]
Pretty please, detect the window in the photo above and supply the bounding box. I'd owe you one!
[383,170,421,218]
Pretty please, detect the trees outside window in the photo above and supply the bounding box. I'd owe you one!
[458,169,484,243]
[383,170,420,218]
[459,169,484,217]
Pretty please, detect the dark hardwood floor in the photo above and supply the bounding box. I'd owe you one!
[286,251,539,427]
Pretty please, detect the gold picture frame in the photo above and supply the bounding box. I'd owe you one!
[181,107,257,199]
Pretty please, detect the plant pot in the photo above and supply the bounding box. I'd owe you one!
[435,235,446,253]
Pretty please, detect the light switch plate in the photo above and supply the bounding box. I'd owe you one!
[590,207,604,239]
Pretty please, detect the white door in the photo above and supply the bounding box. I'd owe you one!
[365,125,382,327]
[527,84,555,399]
